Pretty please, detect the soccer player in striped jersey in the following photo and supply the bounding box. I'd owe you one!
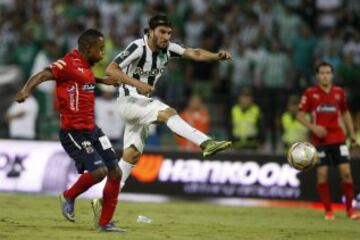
[104,14,232,191]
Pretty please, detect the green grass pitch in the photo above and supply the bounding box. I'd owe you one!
[0,193,359,240]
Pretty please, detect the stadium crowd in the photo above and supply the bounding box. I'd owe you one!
[1,0,360,153]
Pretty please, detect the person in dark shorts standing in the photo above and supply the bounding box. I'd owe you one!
[297,61,359,220]
[15,29,124,232]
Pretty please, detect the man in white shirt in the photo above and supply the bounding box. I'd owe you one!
[6,95,38,139]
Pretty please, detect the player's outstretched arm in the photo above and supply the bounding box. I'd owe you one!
[182,48,232,62]
[95,76,119,86]
[106,62,152,95]
[15,68,54,103]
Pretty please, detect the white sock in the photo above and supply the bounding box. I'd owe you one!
[119,159,135,189]
[166,115,210,146]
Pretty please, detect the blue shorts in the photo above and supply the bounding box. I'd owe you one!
[316,143,350,166]
[59,126,119,174]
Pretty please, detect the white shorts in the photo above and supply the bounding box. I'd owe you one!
[117,95,169,152]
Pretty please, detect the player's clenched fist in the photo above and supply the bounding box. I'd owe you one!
[311,125,327,138]
[15,89,29,103]
[217,50,232,60]
[136,82,153,95]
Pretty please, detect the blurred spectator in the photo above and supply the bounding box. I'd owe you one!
[276,4,303,49]
[11,30,39,79]
[256,40,291,88]
[290,24,317,88]
[186,11,224,99]
[296,0,317,29]
[255,40,291,149]
[5,95,38,140]
[315,28,344,59]
[175,95,210,151]
[231,88,265,150]
[0,65,22,138]
[30,40,61,115]
[322,47,342,72]
[115,2,138,37]
[256,0,275,39]
[245,40,267,88]
[230,44,253,99]
[63,0,87,22]
[189,0,208,15]
[202,11,223,51]
[315,0,343,30]
[184,11,204,48]
[24,12,45,44]
[281,95,309,149]
[238,11,260,46]
[343,31,360,64]
[98,0,121,36]
[95,85,124,144]
[339,54,360,111]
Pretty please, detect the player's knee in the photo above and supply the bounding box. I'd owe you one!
[158,108,177,123]
[123,146,141,164]
[92,167,108,182]
[166,108,177,116]
[108,167,122,181]
[129,151,141,163]
[341,172,352,182]
[317,174,328,183]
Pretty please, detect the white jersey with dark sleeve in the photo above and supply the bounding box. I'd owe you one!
[113,35,185,97]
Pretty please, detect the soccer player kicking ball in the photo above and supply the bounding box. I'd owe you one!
[297,62,360,220]
[15,29,124,232]
[91,14,232,211]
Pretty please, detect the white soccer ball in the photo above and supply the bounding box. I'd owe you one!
[287,142,318,171]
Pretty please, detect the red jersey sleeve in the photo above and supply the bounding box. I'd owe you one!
[49,59,70,80]
[339,89,348,112]
[298,89,311,112]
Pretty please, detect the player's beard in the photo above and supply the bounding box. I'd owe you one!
[157,41,168,50]
[153,36,168,50]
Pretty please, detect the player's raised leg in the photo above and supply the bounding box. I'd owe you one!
[158,107,232,157]
[60,167,107,222]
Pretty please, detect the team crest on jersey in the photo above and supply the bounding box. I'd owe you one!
[313,94,319,99]
[81,141,94,154]
[335,94,340,101]
[119,50,130,59]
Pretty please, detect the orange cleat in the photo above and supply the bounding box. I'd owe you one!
[347,209,360,220]
[324,211,335,220]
